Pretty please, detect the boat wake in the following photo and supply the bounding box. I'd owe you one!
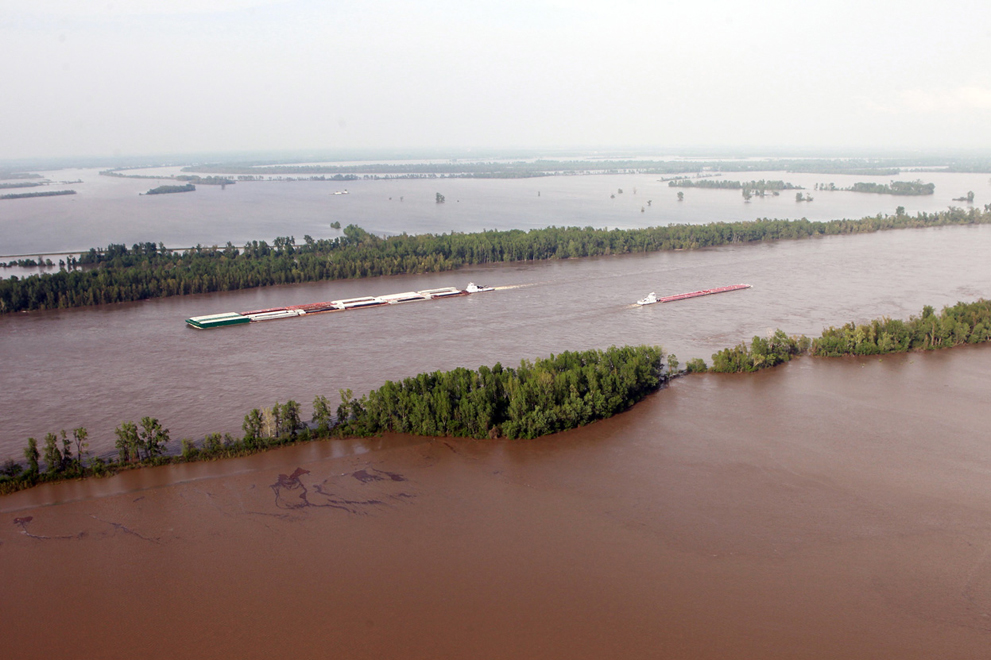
[493,283,535,291]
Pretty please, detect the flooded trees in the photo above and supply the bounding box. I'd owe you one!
[333,345,666,440]
[139,417,170,460]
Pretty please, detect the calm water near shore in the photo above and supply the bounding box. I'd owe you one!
[2,347,990,659]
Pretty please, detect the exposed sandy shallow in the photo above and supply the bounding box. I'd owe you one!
[3,347,991,659]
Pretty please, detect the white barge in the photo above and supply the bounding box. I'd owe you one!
[185,282,495,329]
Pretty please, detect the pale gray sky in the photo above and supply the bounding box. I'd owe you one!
[2,0,991,159]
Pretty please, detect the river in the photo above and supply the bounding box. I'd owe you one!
[1,223,990,459]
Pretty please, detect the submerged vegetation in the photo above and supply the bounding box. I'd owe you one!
[3,207,990,314]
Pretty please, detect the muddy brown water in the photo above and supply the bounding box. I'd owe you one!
[2,224,991,460]
[2,346,990,659]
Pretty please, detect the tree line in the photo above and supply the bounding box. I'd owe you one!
[334,345,665,440]
[692,299,991,373]
[144,184,196,195]
[3,207,990,314]
[0,346,666,495]
[848,180,935,196]
[1,190,76,200]
[668,179,802,191]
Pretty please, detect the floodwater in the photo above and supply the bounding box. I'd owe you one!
[2,347,990,659]
[1,166,989,256]
[1,224,990,459]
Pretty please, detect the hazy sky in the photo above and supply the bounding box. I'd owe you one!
[3,0,991,159]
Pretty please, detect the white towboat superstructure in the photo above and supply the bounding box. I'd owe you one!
[636,292,657,306]
[465,282,494,293]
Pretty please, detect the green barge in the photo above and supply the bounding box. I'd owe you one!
[185,312,251,329]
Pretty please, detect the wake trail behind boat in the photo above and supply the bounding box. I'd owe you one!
[493,283,537,291]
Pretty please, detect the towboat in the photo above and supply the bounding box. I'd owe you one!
[465,282,494,293]
[636,292,658,306]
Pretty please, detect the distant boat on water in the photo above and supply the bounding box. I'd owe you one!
[637,284,751,306]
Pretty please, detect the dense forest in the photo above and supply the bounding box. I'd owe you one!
[334,345,665,439]
[810,300,991,355]
[2,207,989,314]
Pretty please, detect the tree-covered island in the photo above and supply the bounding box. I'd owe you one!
[667,179,802,192]
[143,183,196,195]
[847,180,935,195]
[2,207,989,314]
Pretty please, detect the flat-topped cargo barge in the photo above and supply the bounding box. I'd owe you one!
[186,282,492,329]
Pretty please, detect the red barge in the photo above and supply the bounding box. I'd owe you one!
[636,284,751,306]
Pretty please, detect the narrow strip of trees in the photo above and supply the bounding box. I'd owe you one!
[692,299,991,373]
[3,207,991,314]
[668,179,802,191]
